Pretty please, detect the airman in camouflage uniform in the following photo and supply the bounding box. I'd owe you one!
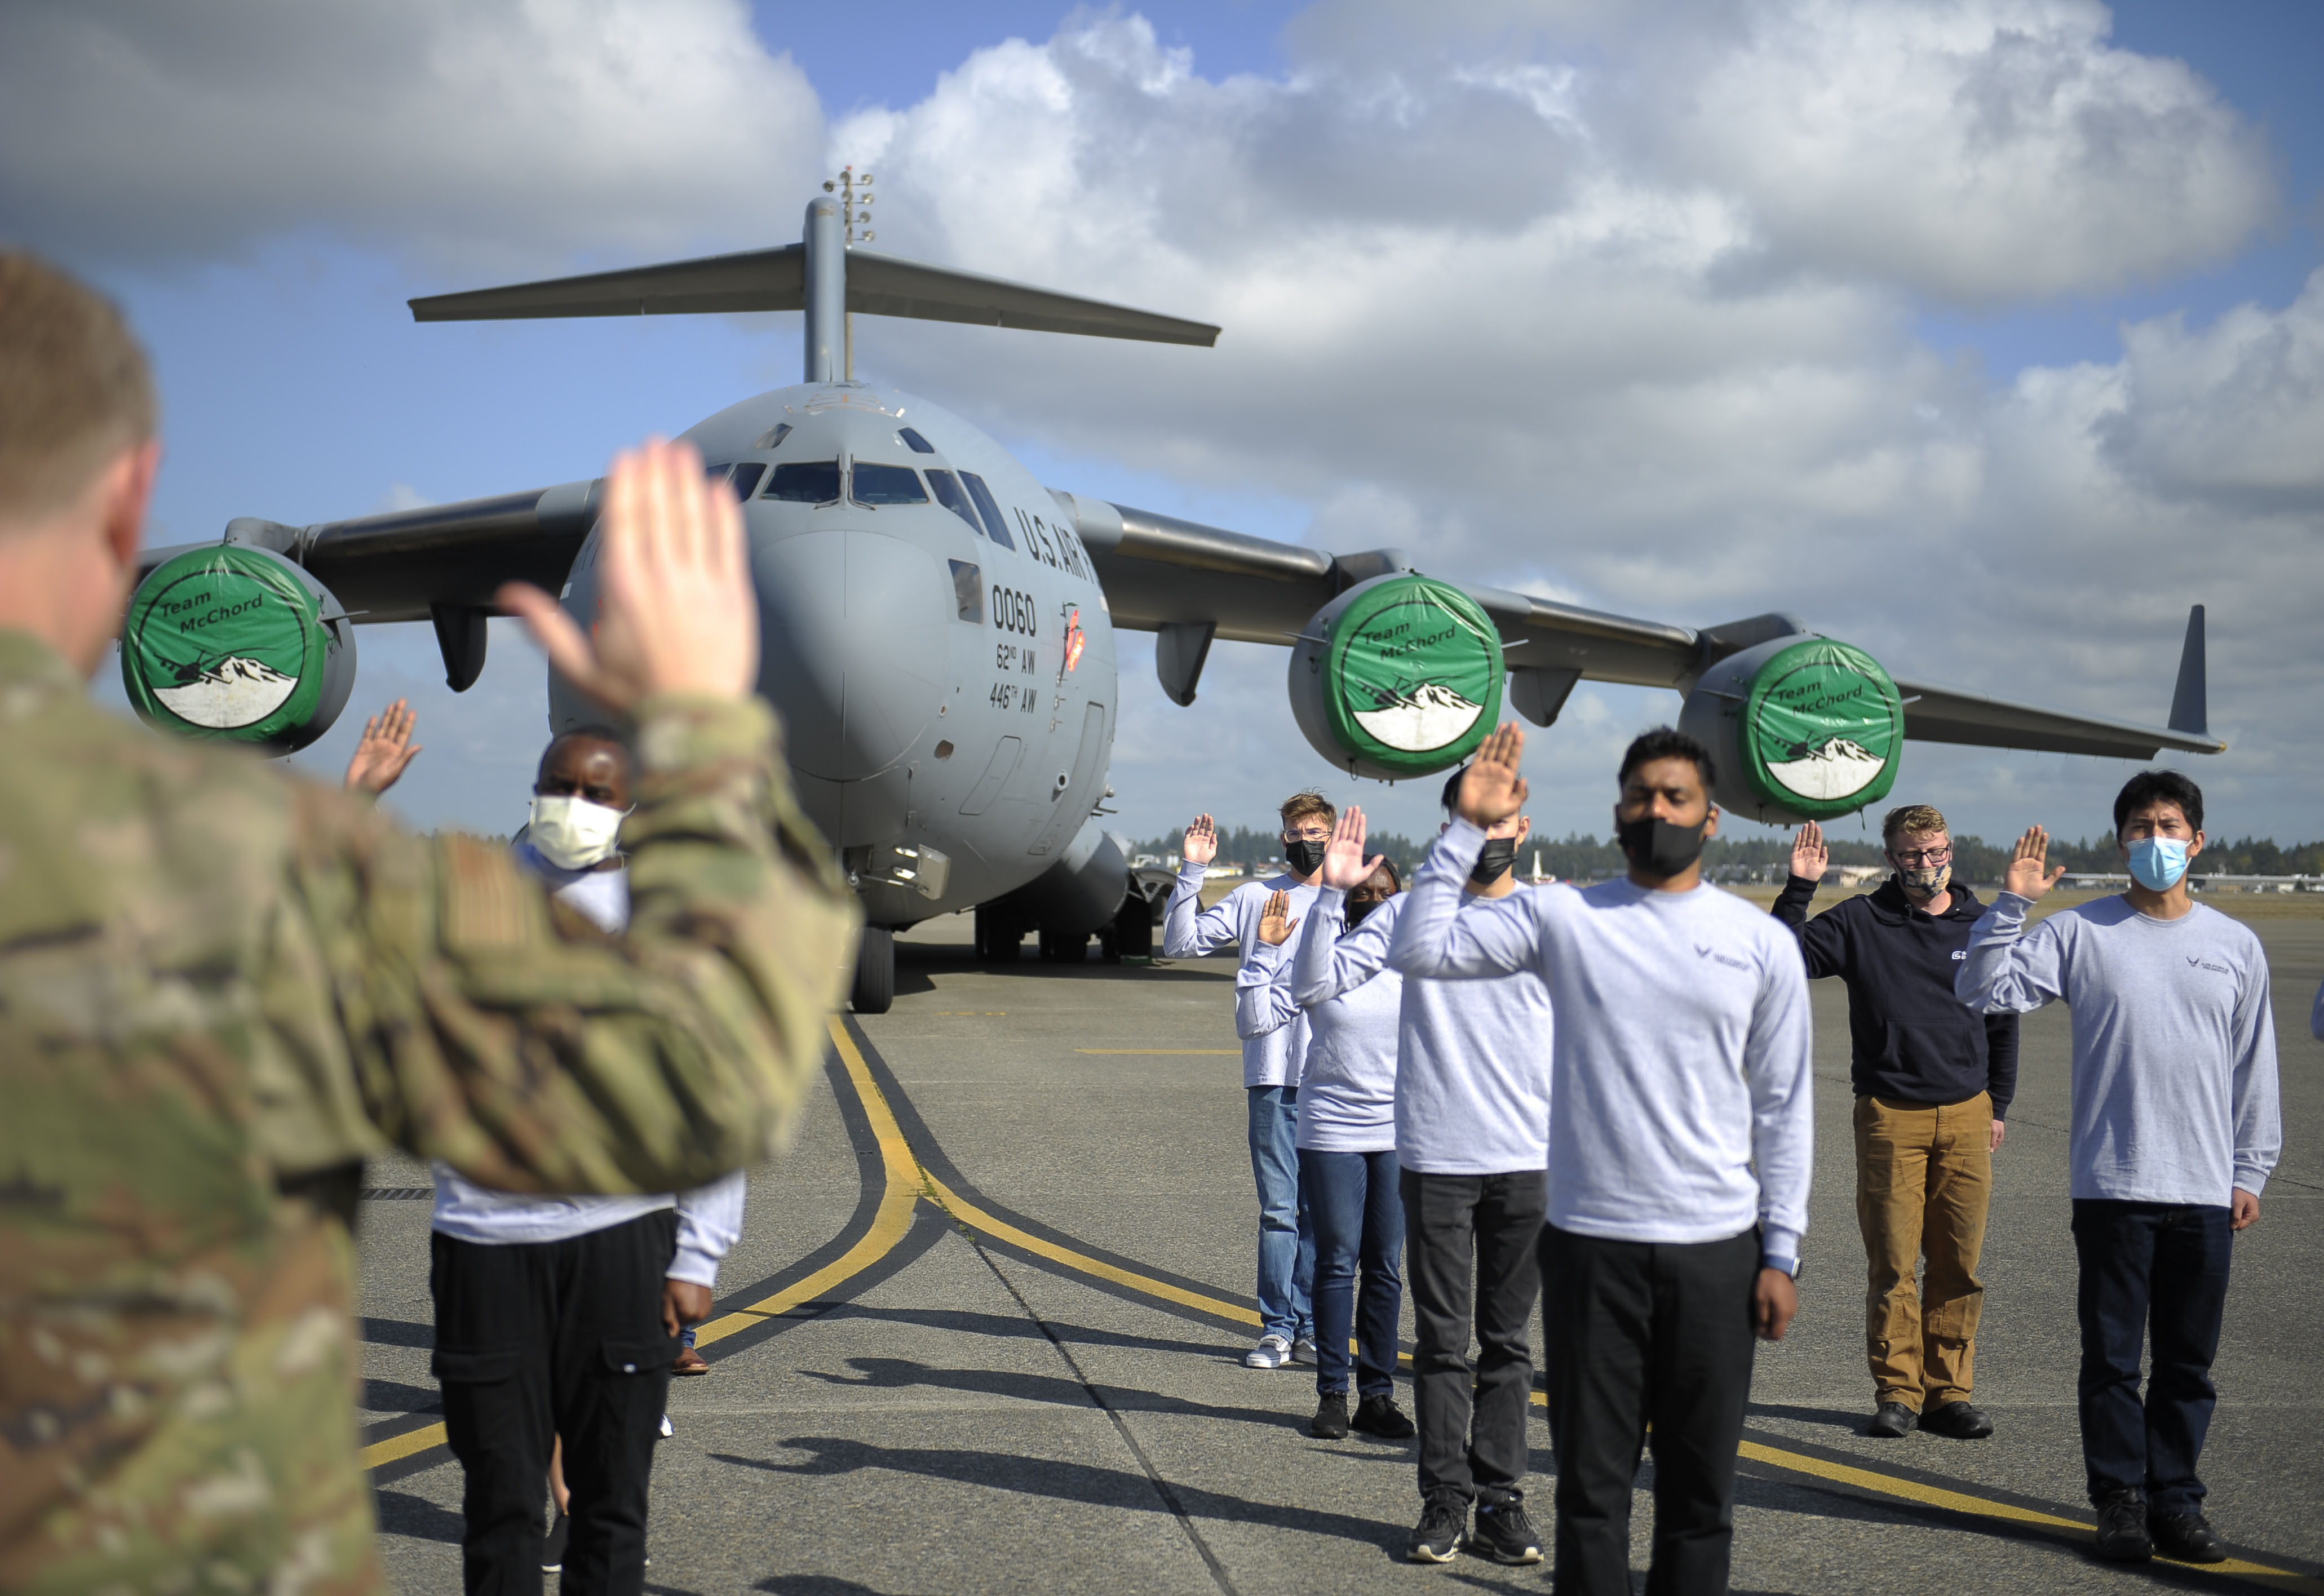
[0,254,860,1591]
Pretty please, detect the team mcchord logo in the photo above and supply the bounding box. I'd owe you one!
[1739,639,1904,818]
[1298,574,1505,779]
[121,546,357,753]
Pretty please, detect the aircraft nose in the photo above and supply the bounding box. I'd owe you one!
[751,527,951,783]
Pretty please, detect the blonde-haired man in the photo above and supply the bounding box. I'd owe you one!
[1778,803,2017,1441]
[1165,791,1335,1367]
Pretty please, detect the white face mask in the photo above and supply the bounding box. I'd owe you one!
[527,794,627,870]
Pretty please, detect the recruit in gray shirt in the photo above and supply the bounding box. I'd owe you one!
[1389,818,1814,1271]
[1165,860,1318,1088]
[1234,889,1406,1152]
[1956,892,2281,1205]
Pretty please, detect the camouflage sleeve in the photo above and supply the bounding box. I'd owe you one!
[296,694,859,1195]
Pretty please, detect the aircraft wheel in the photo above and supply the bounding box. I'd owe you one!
[1038,927,1090,964]
[1110,889,1154,960]
[974,906,1020,963]
[852,926,895,1014]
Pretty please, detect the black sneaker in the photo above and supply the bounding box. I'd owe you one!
[1406,1496,1466,1563]
[1920,1401,1994,1439]
[2149,1509,2228,1564]
[2092,1489,2152,1563]
[1469,1500,1543,1565]
[1351,1394,1416,1439]
[541,1508,570,1573]
[1865,1402,1917,1438]
[1309,1392,1350,1439]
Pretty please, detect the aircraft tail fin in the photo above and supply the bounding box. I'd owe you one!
[409,243,1219,347]
[2168,604,2207,739]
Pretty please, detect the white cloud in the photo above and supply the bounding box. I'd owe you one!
[0,0,825,273]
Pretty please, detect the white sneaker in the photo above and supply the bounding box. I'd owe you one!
[658,1413,674,1438]
[1244,1334,1292,1369]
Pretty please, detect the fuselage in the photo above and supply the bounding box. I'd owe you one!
[554,380,1118,928]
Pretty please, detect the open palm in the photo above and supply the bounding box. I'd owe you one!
[1321,805,1383,891]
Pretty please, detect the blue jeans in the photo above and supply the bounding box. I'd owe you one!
[1247,1086,1315,1343]
[1300,1147,1404,1399]
[2071,1199,2234,1513]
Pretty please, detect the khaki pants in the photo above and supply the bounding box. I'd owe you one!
[1854,1092,1992,1409]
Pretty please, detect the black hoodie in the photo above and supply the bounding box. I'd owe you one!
[1771,874,2018,1117]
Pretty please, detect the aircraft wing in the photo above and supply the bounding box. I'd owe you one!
[1061,494,2224,760]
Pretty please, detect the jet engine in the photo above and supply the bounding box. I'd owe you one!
[1677,634,1905,825]
[119,544,358,755]
[1287,574,1505,781]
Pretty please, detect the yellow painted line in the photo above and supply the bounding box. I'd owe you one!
[360,1421,449,1470]
[1075,1049,1240,1055]
[692,1018,922,1347]
[919,1168,1260,1328]
[365,1017,920,1471]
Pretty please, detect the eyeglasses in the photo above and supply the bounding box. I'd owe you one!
[1891,845,1951,866]
[1283,827,1332,843]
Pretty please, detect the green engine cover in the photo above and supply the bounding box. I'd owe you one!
[1288,574,1504,781]
[121,544,357,754]
[1680,634,1904,823]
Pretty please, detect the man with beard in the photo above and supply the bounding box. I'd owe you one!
[1777,805,2018,1442]
[1391,724,1811,1596]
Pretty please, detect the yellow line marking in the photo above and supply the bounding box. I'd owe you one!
[1075,1049,1240,1055]
[360,1421,448,1470]
[693,1019,921,1348]
[364,1017,920,1471]
[919,1168,1260,1328]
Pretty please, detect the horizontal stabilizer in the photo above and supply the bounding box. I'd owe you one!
[410,246,1220,347]
[1894,677,2224,760]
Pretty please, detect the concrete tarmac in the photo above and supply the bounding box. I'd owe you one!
[356,888,2324,1595]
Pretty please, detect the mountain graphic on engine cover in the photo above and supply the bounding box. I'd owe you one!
[1763,735,1887,801]
[1353,681,1485,752]
[153,656,299,729]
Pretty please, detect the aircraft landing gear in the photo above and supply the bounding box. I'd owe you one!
[1037,926,1090,964]
[973,906,1023,963]
[851,925,895,1014]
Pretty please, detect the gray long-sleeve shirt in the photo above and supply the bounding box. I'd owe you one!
[1165,859,1316,1088]
[1234,890,1406,1151]
[1956,892,2281,1204]
[1388,818,1814,1269]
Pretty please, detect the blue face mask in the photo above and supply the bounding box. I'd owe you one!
[2125,836,2190,892]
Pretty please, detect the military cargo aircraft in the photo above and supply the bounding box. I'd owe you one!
[121,194,2222,1012]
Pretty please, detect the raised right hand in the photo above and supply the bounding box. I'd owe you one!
[2004,824,2066,901]
[497,438,758,710]
[1790,820,1827,883]
[1183,813,1218,866]
[1256,888,1299,946]
[1455,723,1528,827]
[1320,805,1383,891]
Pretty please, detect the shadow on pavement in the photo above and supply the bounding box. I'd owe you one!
[1747,1400,1876,1436]
[812,1305,1236,1361]
[374,1488,464,1544]
[799,1356,1318,1434]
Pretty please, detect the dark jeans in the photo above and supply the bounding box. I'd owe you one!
[431,1211,679,1596]
[1541,1223,1759,1596]
[1300,1147,1405,1399]
[1400,1167,1546,1506]
[2070,1199,2235,1513]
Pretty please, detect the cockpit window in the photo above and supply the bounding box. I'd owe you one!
[960,472,1016,549]
[925,469,983,535]
[754,422,793,450]
[724,463,765,500]
[897,427,936,454]
[851,463,929,506]
[764,461,841,503]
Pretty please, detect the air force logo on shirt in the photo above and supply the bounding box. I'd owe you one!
[1694,943,1751,972]
[2186,955,2234,976]
[1951,950,1967,961]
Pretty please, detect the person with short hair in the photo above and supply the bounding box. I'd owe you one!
[1165,794,1330,1368]
[0,254,856,1590]
[1958,770,2280,1567]
[1776,803,2018,1440]
[1392,724,1812,1595]
[1233,806,1415,1444]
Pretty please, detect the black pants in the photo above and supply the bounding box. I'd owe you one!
[2070,1199,2234,1513]
[1541,1224,1759,1596]
[1399,1168,1546,1506]
[431,1211,679,1596]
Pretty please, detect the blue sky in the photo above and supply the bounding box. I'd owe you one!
[5,0,2319,850]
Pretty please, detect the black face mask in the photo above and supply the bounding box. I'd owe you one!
[1616,813,1707,877]
[1283,837,1327,876]
[1468,837,1519,886]
[1345,893,1388,926]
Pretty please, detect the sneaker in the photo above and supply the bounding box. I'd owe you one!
[541,1509,569,1573]
[1309,1392,1350,1439]
[2148,1509,2228,1564]
[1351,1394,1416,1439]
[1406,1496,1466,1563]
[1469,1500,1543,1565]
[2092,1489,2152,1563]
[1291,1335,1318,1366]
[1243,1334,1292,1369]
[658,1412,674,1439]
